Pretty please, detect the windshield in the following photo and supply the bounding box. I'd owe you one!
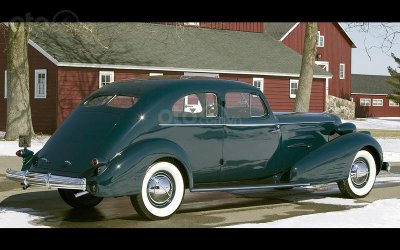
[83,95,139,109]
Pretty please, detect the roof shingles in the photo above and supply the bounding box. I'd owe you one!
[29,23,330,77]
[352,74,397,94]
[264,22,297,40]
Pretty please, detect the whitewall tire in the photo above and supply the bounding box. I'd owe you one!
[130,161,185,220]
[338,150,377,198]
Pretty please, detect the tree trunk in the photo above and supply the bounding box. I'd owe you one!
[5,23,34,140]
[293,22,318,112]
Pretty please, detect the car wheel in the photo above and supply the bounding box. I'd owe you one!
[338,150,377,199]
[130,161,185,220]
[58,189,103,208]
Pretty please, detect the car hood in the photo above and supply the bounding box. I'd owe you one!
[30,109,121,177]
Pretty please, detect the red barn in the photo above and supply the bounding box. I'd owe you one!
[0,22,332,134]
[265,22,356,100]
[351,74,400,118]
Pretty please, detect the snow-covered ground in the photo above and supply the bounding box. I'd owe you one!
[376,138,400,162]
[227,199,400,228]
[0,132,49,156]
[0,207,49,228]
[343,117,400,131]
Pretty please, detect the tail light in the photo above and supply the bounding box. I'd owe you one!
[91,157,108,168]
[16,150,23,157]
[91,158,99,167]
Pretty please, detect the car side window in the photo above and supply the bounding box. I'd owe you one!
[225,92,267,118]
[250,94,267,117]
[172,93,218,118]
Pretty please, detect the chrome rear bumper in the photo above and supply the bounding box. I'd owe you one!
[6,169,86,191]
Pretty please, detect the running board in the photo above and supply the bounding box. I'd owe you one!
[190,183,310,192]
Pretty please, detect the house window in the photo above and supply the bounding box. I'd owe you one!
[4,70,7,99]
[252,78,264,93]
[360,98,371,106]
[34,69,47,99]
[372,99,383,107]
[149,73,163,76]
[290,79,299,98]
[99,71,114,88]
[183,22,200,26]
[389,100,399,107]
[317,31,325,47]
[339,63,345,79]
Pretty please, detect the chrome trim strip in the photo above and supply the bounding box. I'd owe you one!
[159,124,221,127]
[160,122,336,127]
[5,169,86,191]
[191,183,309,192]
[278,121,335,125]
[225,124,276,127]
[159,123,277,127]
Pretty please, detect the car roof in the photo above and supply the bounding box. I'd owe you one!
[93,76,259,98]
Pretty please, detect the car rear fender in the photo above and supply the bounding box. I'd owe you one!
[290,132,383,184]
[94,139,193,197]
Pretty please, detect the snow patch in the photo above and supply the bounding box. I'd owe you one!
[375,138,400,162]
[283,196,368,206]
[343,118,400,131]
[226,199,400,228]
[0,207,50,228]
[0,133,49,156]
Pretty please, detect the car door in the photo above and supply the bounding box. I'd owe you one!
[169,92,224,184]
[221,91,281,182]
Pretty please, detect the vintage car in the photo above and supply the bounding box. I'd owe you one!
[6,77,389,220]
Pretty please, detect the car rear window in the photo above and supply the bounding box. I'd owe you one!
[84,95,139,109]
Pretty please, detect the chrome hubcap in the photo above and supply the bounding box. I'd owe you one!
[350,158,370,187]
[147,172,174,207]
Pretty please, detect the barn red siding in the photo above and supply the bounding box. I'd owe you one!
[352,94,400,118]
[0,28,58,134]
[282,23,352,99]
[57,68,179,128]
[219,75,325,112]
[201,22,264,33]
[160,22,264,33]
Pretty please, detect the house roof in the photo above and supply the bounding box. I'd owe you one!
[352,74,397,95]
[28,23,331,78]
[263,22,298,41]
[264,22,357,48]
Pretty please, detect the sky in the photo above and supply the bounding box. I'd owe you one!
[342,23,400,76]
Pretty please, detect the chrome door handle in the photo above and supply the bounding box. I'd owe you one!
[271,125,280,134]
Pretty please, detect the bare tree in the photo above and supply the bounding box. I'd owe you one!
[346,22,400,60]
[2,22,181,140]
[293,22,318,112]
[3,23,34,140]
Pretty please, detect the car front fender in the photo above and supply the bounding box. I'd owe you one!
[92,138,193,197]
[290,132,383,184]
